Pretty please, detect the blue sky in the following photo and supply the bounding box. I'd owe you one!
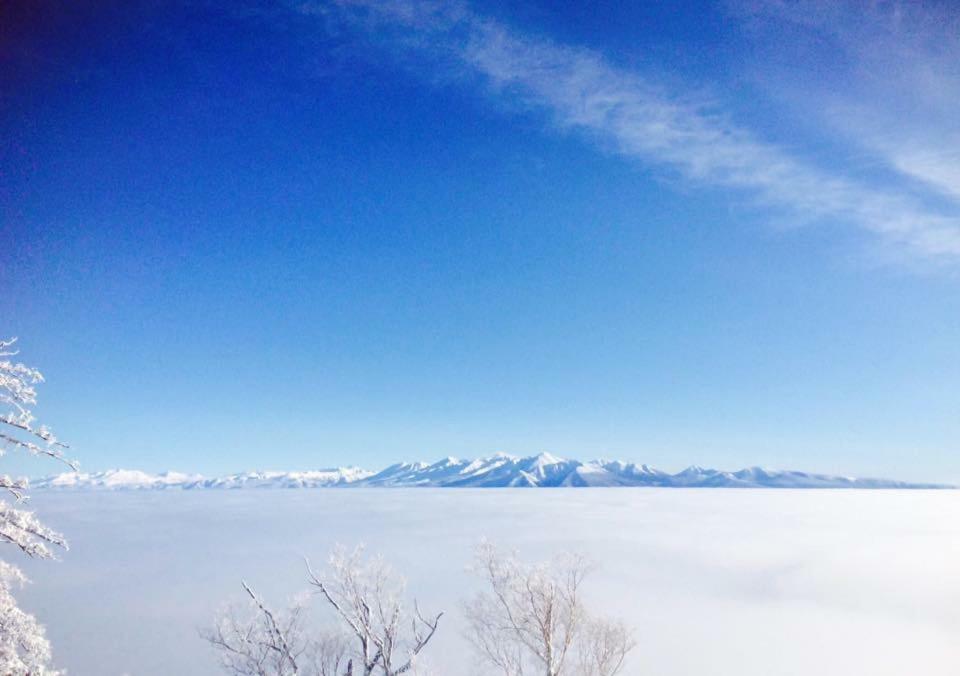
[2,0,959,480]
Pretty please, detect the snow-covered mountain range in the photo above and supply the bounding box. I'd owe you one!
[32,453,951,490]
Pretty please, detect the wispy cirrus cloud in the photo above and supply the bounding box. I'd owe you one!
[732,0,960,202]
[303,0,960,266]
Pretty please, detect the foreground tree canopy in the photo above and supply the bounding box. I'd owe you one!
[465,542,635,676]
[206,543,635,676]
[205,546,443,676]
[0,337,76,674]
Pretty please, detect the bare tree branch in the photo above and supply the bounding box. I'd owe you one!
[242,581,301,675]
[465,542,636,676]
[203,583,350,676]
[306,546,442,676]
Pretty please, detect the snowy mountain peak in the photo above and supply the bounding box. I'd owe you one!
[679,465,710,475]
[43,469,205,489]
[31,455,952,490]
[428,457,466,470]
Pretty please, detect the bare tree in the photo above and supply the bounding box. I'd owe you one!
[572,617,634,676]
[0,337,76,674]
[203,582,349,676]
[207,546,442,676]
[464,541,635,676]
[306,545,442,676]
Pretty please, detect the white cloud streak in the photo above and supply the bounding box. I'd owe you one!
[308,0,960,265]
[730,0,960,225]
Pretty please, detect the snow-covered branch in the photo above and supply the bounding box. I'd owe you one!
[0,336,73,674]
[0,338,75,471]
[208,545,443,676]
[306,546,442,676]
[203,583,350,676]
[0,562,60,675]
[465,541,636,676]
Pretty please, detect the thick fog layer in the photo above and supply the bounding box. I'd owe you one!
[17,489,960,675]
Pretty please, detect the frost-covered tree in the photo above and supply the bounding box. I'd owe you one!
[0,561,57,674]
[203,582,350,676]
[0,337,76,675]
[207,545,442,676]
[464,542,635,676]
[306,546,442,676]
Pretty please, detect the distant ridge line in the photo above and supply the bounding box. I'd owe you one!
[32,453,952,490]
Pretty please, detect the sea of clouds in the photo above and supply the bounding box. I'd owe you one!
[16,489,960,674]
